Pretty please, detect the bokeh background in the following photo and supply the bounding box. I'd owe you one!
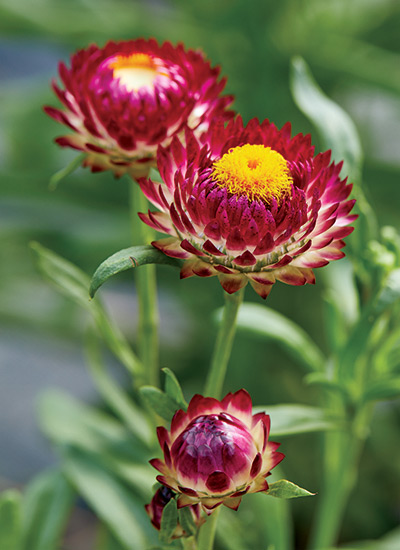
[1,0,400,547]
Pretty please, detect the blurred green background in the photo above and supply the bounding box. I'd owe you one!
[1,0,400,547]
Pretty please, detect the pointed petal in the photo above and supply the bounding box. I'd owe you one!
[152,238,191,259]
[217,273,248,294]
[223,496,242,510]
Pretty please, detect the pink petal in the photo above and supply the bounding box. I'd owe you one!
[206,471,231,493]
[274,266,307,286]
[202,239,226,257]
[233,250,257,267]
[217,273,248,294]
[152,238,191,259]
[181,239,206,256]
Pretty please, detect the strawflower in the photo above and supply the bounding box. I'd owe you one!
[139,117,357,297]
[150,389,284,511]
[44,39,233,178]
[145,486,203,535]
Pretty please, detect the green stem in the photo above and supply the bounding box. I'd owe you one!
[308,402,372,549]
[197,508,220,550]
[129,179,159,387]
[204,287,245,399]
[197,288,244,549]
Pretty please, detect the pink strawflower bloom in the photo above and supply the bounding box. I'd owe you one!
[139,117,357,297]
[44,39,233,179]
[150,390,284,512]
[145,486,203,535]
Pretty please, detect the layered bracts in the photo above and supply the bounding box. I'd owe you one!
[45,39,233,178]
[139,117,357,297]
[150,390,284,512]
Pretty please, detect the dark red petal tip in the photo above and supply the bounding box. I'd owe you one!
[206,471,231,493]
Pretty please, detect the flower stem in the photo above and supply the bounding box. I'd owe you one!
[129,179,159,387]
[197,508,220,550]
[308,401,372,549]
[204,287,245,399]
[198,288,244,549]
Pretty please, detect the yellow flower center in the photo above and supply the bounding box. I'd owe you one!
[212,144,293,204]
[109,53,168,91]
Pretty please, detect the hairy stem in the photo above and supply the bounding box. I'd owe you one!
[129,180,159,387]
[204,287,245,399]
[309,402,372,549]
[197,508,220,550]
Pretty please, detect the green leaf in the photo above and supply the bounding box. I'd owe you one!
[290,56,378,252]
[324,525,400,549]
[0,490,21,550]
[139,386,179,422]
[234,303,325,372]
[374,327,400,375]
[38,390,153,498]
[305,372,350,400]
[290,56,362,182]
[339,268,400,380]
[162,368,187,411]
[38,390,142,456]
[90,245,182,298]
[253,404,337,436]
[362,378,400,403]
[178,507,197,537]
[21,470,75,550]
[30,242,142,377]
[63,448,156,550]
[49,153,85,190]
[159,498,178,544]
[265,480,315,499]
[85,329,154,446]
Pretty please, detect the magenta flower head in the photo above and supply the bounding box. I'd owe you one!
[139,117,357,297]
[150,390,284,512]
[145,486,203,535]
[44,39,233,179]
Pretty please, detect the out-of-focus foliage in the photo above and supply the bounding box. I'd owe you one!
[1,0,400,548]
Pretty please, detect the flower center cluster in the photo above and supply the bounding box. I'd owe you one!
[212,144,293,204]
[109,53,168,91]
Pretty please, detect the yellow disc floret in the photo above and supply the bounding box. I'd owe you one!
[212,144,293,204]
[109,53,168,92]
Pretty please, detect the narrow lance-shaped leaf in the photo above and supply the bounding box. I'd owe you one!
[63,448,157,550]
[139,386,179,422]
[38,390,154,500]
[49,153,85,190]
[265,480,315,499]
[162,368,187,411]
[21,469,75,550]
[178,507,197,537]
[30,242,142,377]
[253,404,338,437]
[37,390,150,464]
[233,303,325,372]
[90,245,182,298]
[85,328,154,446]
[339,268,400,380]
[290,56,362,182]
[362,377,400,403]
[290,55,378,250]
[159,498,178,544]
